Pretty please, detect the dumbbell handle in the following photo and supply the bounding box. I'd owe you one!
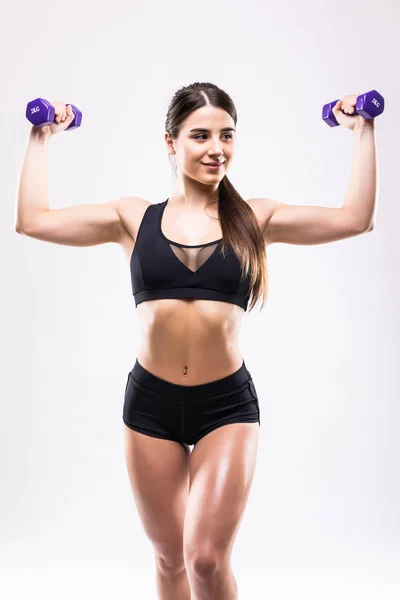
[322,89,385,128]
[26,98,82,131]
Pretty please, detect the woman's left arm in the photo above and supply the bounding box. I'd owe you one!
[342,119,377,230]
[259,94,378,246]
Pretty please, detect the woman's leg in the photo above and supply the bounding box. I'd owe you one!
[184,422,260,600]
[124,425,192,600]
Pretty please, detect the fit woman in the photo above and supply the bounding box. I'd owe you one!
[16,82,376,599]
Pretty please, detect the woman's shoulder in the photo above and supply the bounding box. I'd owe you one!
[246,197,277,234]
[116,196,152,236]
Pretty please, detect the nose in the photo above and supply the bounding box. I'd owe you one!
[208,138,224,155]
[208,148,224,160]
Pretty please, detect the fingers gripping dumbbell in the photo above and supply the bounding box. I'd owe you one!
[322,89,384,128]
[26,98,82,131]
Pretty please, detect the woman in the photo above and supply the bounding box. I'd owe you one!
[16,82,376,599]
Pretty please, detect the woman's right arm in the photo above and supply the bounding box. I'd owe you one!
[15,125,127,247]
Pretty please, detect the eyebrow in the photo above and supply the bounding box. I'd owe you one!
[189,127,236,133]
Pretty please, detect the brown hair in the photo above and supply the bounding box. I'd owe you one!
[165,82,268,312]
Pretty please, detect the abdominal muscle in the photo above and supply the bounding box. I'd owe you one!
[135,298,245,385]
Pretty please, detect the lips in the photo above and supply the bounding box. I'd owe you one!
[202,162,224,166]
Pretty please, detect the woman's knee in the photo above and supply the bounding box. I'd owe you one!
[154,546,186,577]
[185,546,230,577]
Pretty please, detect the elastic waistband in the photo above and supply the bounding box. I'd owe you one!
[130,359,252,401]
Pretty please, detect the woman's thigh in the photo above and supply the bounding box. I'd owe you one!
[184,421,260,566]
[123,424,190,563]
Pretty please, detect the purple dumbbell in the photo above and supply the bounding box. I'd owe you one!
[322,89,384,128]
[26,97,82,131]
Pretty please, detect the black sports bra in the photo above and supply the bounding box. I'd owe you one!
[130,198,252,310]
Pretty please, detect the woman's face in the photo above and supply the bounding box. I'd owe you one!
[165,105,236,184]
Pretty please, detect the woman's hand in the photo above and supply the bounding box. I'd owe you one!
[30,101,75,140]
[332,94,375,132]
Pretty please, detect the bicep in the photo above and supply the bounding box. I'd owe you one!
[261,198,369,246]
[18,198,128,247]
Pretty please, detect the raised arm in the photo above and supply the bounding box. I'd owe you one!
[15,125,130,247]
[257,104,377,246]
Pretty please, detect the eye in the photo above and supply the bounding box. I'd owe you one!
[193,134,233,140]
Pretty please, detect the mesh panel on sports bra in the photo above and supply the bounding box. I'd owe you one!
[168,241,220,274]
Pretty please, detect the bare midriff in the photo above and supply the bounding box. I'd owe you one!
[135,298,245,385]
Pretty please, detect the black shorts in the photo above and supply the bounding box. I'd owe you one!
[123,359,260,449]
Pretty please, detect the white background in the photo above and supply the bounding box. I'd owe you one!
[1,0,399,598]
